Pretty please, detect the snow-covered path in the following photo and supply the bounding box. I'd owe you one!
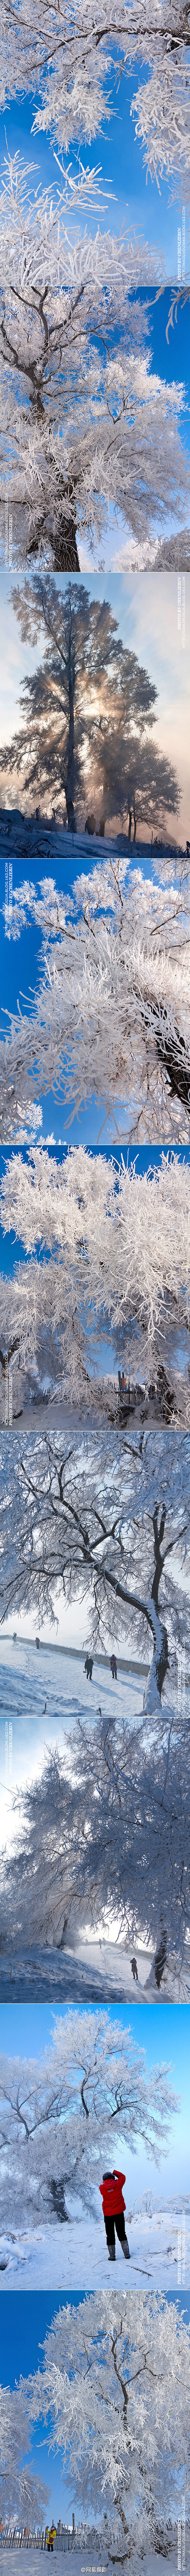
[0,2205,189,2291]
[0,1942,188,2003]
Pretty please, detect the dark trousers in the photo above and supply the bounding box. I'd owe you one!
[103,2211,127,2248]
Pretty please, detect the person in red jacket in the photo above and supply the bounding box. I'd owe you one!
[99,2170,130,2261]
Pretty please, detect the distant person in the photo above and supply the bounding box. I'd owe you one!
[99,2169,130,2261]
[84,1653,93,1680]
[131,1956,138,1982]
[110,1654,117,1680]
[85,811,96,835]
[35,1635,40,1648]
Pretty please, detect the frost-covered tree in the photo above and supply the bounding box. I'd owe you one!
[0,1416,190,1720]
[0,153,189,569]
[0,578,180,838]
[0,0,190,202]
[24,2289,190,2560]
[1,1693,190,1976]
[1,1143,190,1406]
[0,2008,178,2240]
[2,854,190,1152]
[0,2382,48,2527]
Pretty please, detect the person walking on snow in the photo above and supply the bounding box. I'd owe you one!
[99,2169,130,2260]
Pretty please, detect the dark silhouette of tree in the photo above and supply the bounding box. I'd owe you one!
[0,577,180,837]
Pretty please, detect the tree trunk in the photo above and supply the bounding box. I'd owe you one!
[144,1508,169,1709]
[48,2177,69,2221]
[64,620,76,831]
[128,810,132,840]
[27,512,79,575]
[57,1915,69,1948]
[155,1930,167,1987]
[51,523,79,573]
[143,1611,168,1711]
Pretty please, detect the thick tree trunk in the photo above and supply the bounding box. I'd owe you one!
[51,524,79,573]
[48,2177,69,2221]
[27,512,79,574]
[64,621,76,831]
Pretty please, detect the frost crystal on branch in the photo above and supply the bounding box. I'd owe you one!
[0,0,190,195]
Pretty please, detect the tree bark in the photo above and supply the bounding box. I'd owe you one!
[155,1931,167,1987]
[64,617,76,831]
[50,523,79,573]
[27,517,79,573]
[48,2177,69,2221]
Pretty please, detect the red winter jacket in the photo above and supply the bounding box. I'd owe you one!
[99,2169,126,2217]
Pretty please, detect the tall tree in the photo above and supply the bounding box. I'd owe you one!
[0,154,189,569]
[0,2009,178,2239]
[24,2289,190,2560]
[0,1418,190,1718]
[0,578,180,837]
[2,1697,190,1978]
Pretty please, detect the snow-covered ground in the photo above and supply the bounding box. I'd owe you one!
[0,2556,184,2576]
[0,2560,108,2574]
[0,2203,189,2291]
[0,1940,189,2004]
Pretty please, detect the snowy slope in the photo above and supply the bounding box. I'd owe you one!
[0,1942,189,2004]
[0,2205,189,2291]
